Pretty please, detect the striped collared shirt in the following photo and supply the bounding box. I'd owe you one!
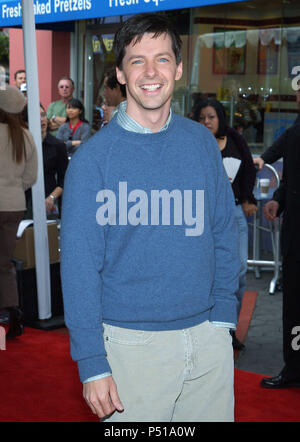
[116,100,172,133]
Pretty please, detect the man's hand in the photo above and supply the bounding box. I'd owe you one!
[263,200,279,221]
[72,140,82,147]
[49,116,66,131]
[242,201,258,218]
[253,157,265,171]
[83,376,124,420]
[45,196,55,213]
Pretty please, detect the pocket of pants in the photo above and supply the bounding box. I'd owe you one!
[103,323,155,346]
[208,322,231,341]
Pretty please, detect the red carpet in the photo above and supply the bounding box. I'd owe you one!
[0,326,98,422]
[234,369,300,422]
[0,295,299,422]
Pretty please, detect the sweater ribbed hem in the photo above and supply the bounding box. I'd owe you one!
[103,310,210,332]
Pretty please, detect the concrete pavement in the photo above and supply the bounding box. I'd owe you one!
[235,269,284,377]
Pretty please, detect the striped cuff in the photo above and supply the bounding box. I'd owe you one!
[83,372,112,384]
[210,321,236,330]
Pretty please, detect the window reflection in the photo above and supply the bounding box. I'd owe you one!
[189,0,300,153]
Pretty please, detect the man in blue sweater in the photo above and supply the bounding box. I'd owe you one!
[60,13,240,422]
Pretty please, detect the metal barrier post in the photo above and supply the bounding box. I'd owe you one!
[247,163,281,295]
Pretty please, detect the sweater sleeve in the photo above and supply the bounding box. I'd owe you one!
[56,124,66,141]
[228,128,257,205]
[207,134,240,326]
[80,123,92,144]
[56,123,73,149]
[47,102,55,120]
[60,148,111,382]
[55,141,68,189]
[236,132,257,204]
[261,131,285,164]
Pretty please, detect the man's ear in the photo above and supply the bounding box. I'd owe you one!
[116,67,126,85]
[175,61,183,82]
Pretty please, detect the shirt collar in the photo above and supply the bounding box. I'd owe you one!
[116,100,172,133]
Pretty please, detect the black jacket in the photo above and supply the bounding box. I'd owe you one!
[226,127,257,205]
[272,123,300,259]
[42,133,68,196]
[261,114,300,165]
[25,133,68,217]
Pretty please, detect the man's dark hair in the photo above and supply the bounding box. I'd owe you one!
[192,97,228,139]
[104,67,127,98]
[113,13,182,69]
[14,69,26,80]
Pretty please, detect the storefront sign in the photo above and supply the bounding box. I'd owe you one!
[0,0,248,27]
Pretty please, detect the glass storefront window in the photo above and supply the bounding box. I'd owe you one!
[189,0,300,153]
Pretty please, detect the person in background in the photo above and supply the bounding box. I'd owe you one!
[47,77,75,136]
[56,98,91,158]
[20,83,27,105]
[61,13,240,422]
[93,95,105,131]
[24,104,68,219]
[253,83,300,170]
[260,122,300,389]
[102,67,127,123]
[14,69,26,90]
[193,97,257,350]
[40,104,68,216]
[0,86,37,338]
[101,99,116,126]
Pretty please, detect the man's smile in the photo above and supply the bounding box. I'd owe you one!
[140,84,162,91]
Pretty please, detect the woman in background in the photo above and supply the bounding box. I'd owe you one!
[193,97,257,350]
[25,104,68,218]
[56,98,91,158]
[0,86,37,338]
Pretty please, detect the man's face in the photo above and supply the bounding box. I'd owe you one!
[58,79,74,100]
[15,72,26,89]
[103,78,122,107]
[101,101,115,123]
[116,33,182,122]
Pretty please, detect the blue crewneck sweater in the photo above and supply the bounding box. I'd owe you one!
[60,113,240,383]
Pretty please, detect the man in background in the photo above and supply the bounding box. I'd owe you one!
[261,122,300,389]
[47,77,74,136]
[253,83,300,170]
[14,69,26,89]
[102,67,126,123]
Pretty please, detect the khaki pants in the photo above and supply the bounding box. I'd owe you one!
[103,320,234,422]
[0,211,24,309]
